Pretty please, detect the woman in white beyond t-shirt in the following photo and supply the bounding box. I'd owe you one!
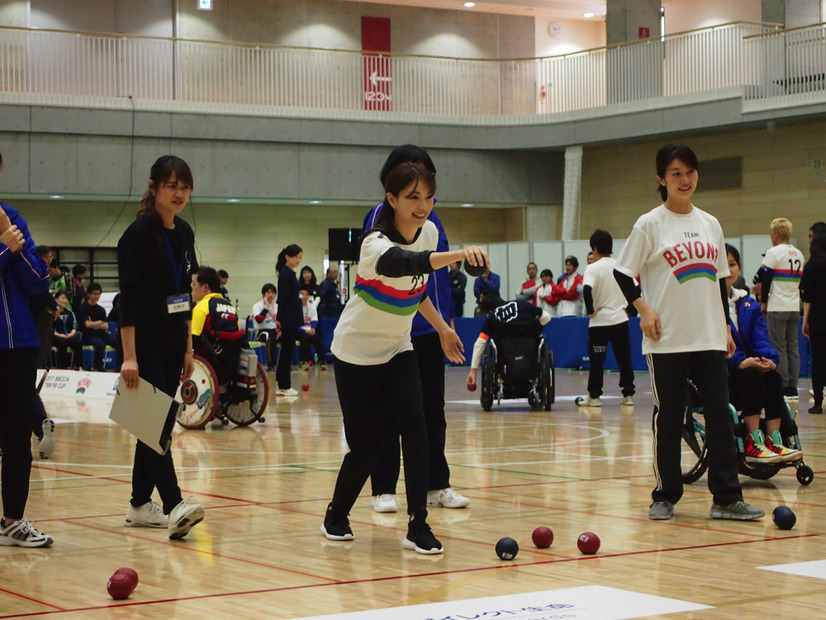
[321,159,489,555]
[614,143,764,523]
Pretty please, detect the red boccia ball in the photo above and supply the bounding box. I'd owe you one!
[577,531,600,555]
[467,381,477,392]
[114,567,139,586]
[531,526,554,548]
[301,383,310,391]
[107,571,137,600]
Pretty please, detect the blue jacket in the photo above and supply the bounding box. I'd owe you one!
[728,292,779,372]
[0,202,49,349]
[362,204,453,337]
[473,271,501,301]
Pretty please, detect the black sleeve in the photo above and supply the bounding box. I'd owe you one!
[613,270,641,304]
[719,278,730,322]
[759,267,773,304]
[583,285,594,315]
[117,224,141,328]
[376,247,435,278]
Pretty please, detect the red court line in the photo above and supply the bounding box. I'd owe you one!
[0,533,817,618]
[0,588,65,613]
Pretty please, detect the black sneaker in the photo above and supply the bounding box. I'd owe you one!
[320,505,354,541]
[403,519,443,555]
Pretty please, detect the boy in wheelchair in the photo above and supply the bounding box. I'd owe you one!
[466,294,551,406]
[190,266,247,390]
[725,245,802,463]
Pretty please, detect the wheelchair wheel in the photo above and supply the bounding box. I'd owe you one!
[796,464,814,485]
[681,407,709,484]
[224,362,270,426]
[480,342,495,412]
[541,348,554,411]
[177,355,219,429]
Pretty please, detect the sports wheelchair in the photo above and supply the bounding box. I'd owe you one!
[175,344,270,429]
[479,322,555,411]
[681,379,813,486]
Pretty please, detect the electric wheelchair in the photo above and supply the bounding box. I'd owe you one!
[478,321,555,412]
[681,379,813,486]
[175,341,269,429]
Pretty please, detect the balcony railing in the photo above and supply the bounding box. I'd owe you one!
[0,22,822,120]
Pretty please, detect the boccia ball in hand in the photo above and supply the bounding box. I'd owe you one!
[467,381,477,392]
[107,571,137,600]
[772,506,796,530]
[577,531,600,555]
[495,536,519,560]
[531,526,553,548]
[464,259,487,278]
[301,383,310,392]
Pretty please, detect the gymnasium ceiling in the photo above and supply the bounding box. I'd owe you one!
[338,0,607,21]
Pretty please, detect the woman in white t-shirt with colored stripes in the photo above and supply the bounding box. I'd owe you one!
[320,159,488,555]
[614,143,763,522]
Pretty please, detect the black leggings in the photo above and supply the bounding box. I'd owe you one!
[811,329,826,405]
[276,327,297,389]
[330,351,429,516]
[647,350,742,506]
[0,347,37,519]
[729,366,785,419]
[131,337,185,514]
[587,322,635,398]
[371,332,450,495]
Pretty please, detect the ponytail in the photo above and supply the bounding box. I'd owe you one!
[276,244,303,273]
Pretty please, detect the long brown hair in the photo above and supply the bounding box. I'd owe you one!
[137,155,194,237]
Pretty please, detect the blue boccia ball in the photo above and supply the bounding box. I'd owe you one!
[772,505,796,530]
[495,536,519,560]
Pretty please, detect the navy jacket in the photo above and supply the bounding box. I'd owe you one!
[362,204,453,338]
[0,202,49,349]
[728,292,779,372]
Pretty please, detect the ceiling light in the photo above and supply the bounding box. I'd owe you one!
[309,200,322,205]
[583,12,594,18]
[460,203,474,208]
[464,2,476,7]
[49,195,63,199]
[226,198,240,203]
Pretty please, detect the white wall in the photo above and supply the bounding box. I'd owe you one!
[662,0,762,34]
[534,17,605,58]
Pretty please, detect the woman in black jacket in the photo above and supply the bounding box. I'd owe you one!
[275,244,303,396]
[117,155,205,540]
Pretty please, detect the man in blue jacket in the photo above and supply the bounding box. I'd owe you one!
[0,169,54,547]
[363,145,470,513]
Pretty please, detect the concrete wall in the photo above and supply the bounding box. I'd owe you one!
[663,0,762,33]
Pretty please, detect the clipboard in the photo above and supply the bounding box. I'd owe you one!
[109,379,181,455]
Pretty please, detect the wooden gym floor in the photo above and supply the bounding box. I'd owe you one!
[4,366,826,619]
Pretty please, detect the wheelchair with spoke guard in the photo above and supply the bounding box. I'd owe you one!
[176,346,269,429]
[479,321,554,412]
[681,379,813,486]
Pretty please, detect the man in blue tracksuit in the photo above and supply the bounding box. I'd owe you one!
[363,145,470,513]
[0,177,54,547]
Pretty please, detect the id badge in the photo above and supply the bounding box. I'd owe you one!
[167,294,190,315]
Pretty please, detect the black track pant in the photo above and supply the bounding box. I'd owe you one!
[647,350,742,506]
[811,329,826,406]
[130,338,185,514]
[330,351,429,516]
[587,322,635,398]
[371,332,450,495]
[276,327,297,389]
[0,347,37,519]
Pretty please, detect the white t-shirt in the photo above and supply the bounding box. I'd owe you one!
[582,256,629,327]
[251,300,277,331]
[615,204,729,354]
[762,243,804,312]
[535,282,556,315]
[332,221,438,365]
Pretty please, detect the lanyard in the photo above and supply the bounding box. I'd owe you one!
[163,229,184,287]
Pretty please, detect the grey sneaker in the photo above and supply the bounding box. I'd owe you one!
[575,396,602,407]
[648,501,675,520]
[709,501,764,520]
[621,395,634,406]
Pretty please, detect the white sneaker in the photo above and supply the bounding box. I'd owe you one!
[168,497,205,540]
[575,396,602,407]
[427,488,470,509]
[372,494,399,513]
[0,519,53,548]
[38,419,55,459]
[125,500,168,528]
[276,388,299,397]
[621,395,634,406]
